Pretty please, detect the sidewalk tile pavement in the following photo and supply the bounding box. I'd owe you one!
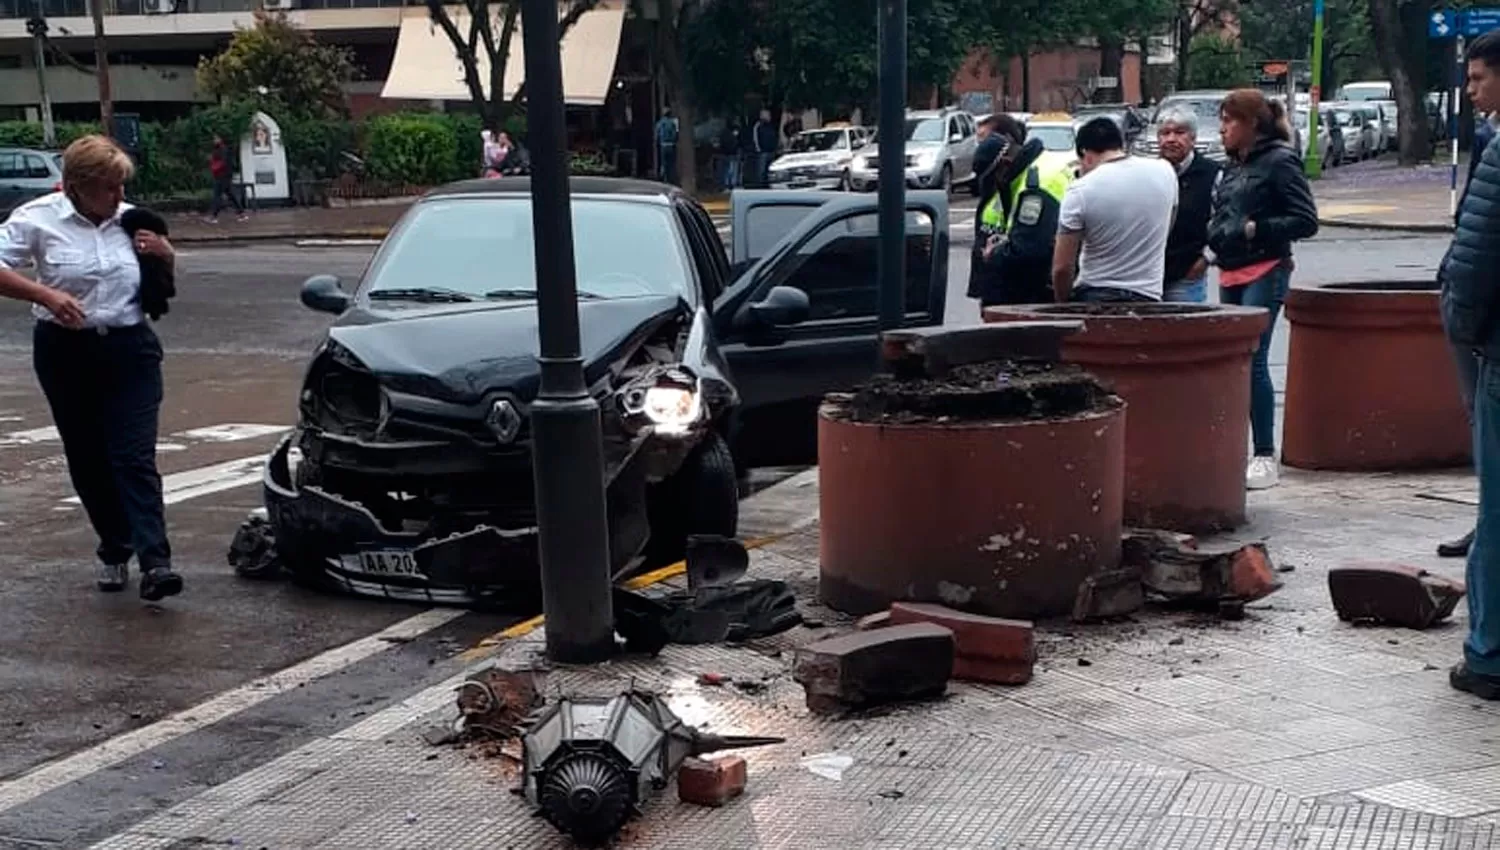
[86,457,1500,849]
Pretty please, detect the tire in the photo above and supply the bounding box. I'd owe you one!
[837,171,850,192]
[939,164,952,195]
[643,432,740,567]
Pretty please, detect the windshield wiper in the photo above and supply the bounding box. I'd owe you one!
[368,287,475,303]
[483,288,605,300]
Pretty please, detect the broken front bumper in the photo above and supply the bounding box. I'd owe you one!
[261,435,542,606]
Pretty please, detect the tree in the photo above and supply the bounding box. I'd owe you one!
[423,0,600,131]
[1237,0,1378,92]
[1083,0,1177,101]
[1184,33,1252,88]
[1174,0,1240,90]
[1365,0,1429,162]
[196,10,359,120]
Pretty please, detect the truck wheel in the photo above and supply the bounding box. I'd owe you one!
[644,433,740,567]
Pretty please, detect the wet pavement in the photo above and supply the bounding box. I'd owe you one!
[0,221,1461,846]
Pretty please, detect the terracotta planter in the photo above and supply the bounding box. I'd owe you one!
[1283,281,1470,471]
[818,393,1126,620]
[984,303,1269,533]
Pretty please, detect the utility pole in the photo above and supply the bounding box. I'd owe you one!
[1304,0,1325,178]
[91,0,113,138]
[875,0,907,351]
[26,6,56,148]
[519,0,616,663]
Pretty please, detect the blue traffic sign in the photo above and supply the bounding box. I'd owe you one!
[1432,9,1457,37]
[1466,7,1500,36]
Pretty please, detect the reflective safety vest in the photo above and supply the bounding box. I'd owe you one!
[978,159,1075,269]
[979,160,1074,235]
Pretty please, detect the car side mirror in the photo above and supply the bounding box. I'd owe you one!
[950,132,964,143]
[301,274,351,314]
[749,285,810,327]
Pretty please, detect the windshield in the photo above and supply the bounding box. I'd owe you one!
[1340,85,1389,102]
[905,118,946,142]
[1332,110,1356,126]
[364,197,692,302]
[1027,126,1075,152]
[1155,97,1222,122]
[789,130,848,152]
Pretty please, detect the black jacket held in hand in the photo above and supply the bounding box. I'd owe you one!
[121,207,175,320]
[1163,153,1221,283]
[1442,134,1500,356]
[1206,136,1319,271]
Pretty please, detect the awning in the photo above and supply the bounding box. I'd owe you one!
[380,3,625,105]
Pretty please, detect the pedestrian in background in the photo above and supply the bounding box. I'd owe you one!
[752,110,777,187]
[0,135,183,601]
[655,109,679,185]
[1051,117,1178,304]
[1155,107,1221,303]
[718,118,741,190]
[1440,30,1500,699]
[204,134,247,224]
[1205,89,1319,491]
[1438,107,1500,559]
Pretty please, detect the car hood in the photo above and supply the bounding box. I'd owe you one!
[861,141,942,159]
[326,294,687,405]
[772,150,852,168]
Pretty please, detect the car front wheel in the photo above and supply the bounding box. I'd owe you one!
[643,432,740,567]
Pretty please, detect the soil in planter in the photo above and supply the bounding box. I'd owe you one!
[835,360,1120,425]
[1028,302,1217,317]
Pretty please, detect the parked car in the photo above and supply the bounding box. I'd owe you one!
[1292,108,1332,166]
[848,107,979,195]
[1324,103,1378,161]
[1319,106,1348,165]
[1024,113,1080,174]
[766,124,872,191]
[254,178,949,604]
[1071,102,1150,146]
[0,147,62,220]
[1337,80,1392,103]
[1350,102,1393,154]
[1133,90,1231,162]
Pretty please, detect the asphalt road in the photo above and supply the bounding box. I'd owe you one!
[0,220,1456,847]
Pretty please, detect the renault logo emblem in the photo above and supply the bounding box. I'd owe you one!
[485,399,521,443]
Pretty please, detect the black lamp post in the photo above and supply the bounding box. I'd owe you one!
[876,0,908,359]
[520,0,615,663]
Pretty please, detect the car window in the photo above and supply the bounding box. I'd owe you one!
[364,197,693,302]
[1027,125,1075,152]
[1156,97,1222,122]
[905,118,946,142]
[676,200,728,300]
[23,155,50,179]
[788,130,849,152]
[768,209,935,322]
[744,203,819,261]
[0,153,22,180]
[963,114,976,136]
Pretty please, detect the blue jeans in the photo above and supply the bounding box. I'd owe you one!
[1220,262,1291,457]
[719,154,740,190]
[1164,276,1207,303]
[1467,356,1500,675]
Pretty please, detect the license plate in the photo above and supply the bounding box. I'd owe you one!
[343,549,421,577]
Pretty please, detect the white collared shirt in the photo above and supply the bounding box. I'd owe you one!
[0,192,143,328]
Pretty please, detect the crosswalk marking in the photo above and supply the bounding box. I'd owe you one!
[62,454,266,507]
[2,422,286,450]
[0,426,60,447]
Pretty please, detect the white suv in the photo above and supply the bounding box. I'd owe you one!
[848,108,979,194]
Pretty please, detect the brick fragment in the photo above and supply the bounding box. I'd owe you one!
[793,622,954,714]
[887,602,1034,685]
[1329,562,1467,629]
[677,756,747,807]
[1225,545,1279,602]
[856,611,893,630]
[1072,569,1145,622]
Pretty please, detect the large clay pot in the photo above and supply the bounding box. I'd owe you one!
[984,303,1269,533]
[1283,281,1470,470]
[818,394,1126,620]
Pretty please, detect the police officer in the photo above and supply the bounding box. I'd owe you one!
[967,117,1075,309]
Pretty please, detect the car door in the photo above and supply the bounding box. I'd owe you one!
[713,191,950,470]
[728,189,835,270]
[0,153,24,217]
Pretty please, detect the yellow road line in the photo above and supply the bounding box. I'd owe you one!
[458,533,787,661]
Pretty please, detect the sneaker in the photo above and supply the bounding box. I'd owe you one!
[1451,661,1500,700]
[139,566,184,602]
[1438,527,1476,558]
[1247,455,1280,490]
[202,216,218,225]
[97,563,129,592]
[236,212,250,222]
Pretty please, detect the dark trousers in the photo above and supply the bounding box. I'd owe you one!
[33,321,171,570]
[210,175,243,217]
[1070,286,1158,303]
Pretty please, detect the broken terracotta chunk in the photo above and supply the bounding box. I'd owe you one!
[887,602,1035,685]
[1072,568,1146,622]
[1329,562,1467,629]
[678,756,748,807]
[793,623,954,714]
[1124,530,1281,606]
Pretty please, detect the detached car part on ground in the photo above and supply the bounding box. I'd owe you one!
[236,178,949,606]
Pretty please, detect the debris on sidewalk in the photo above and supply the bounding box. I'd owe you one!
[887,602,1035,684]
[1329,562,1467,629]
[677,755,748,807]
[686,534,750,589]
[519,690,783,845]
[1122,530,1281,616]
[793,622,955,714]
[1072,568,1146,621]
[880,321,1080,379]
[856,611,893,630]
[455,667,544,739]
[227,514,281,580]
[799,752,854,780]
[614,579,802,654]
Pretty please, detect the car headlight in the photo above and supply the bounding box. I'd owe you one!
[643,385,702,434]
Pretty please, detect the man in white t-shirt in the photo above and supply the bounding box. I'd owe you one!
[1051,116,1179,303]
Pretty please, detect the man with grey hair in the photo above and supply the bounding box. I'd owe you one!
[1157,107,1222,302]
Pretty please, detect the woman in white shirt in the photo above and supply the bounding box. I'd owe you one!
[0,134,183,601]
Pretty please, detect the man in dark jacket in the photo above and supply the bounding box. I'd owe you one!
[1442,29,1500,700]
[1155,106,1221,302]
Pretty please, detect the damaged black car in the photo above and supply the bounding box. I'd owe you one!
[246,178,949,605]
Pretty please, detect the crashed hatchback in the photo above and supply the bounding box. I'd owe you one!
[248,178,949,605]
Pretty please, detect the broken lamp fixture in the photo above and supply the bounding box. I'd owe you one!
[520,690,782,845]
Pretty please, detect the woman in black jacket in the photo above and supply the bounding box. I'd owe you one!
[1206,89,1319,491]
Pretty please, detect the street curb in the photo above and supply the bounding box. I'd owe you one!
[1317,216,1454,234]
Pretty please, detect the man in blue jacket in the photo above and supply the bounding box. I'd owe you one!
[1441,29,1500,699]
